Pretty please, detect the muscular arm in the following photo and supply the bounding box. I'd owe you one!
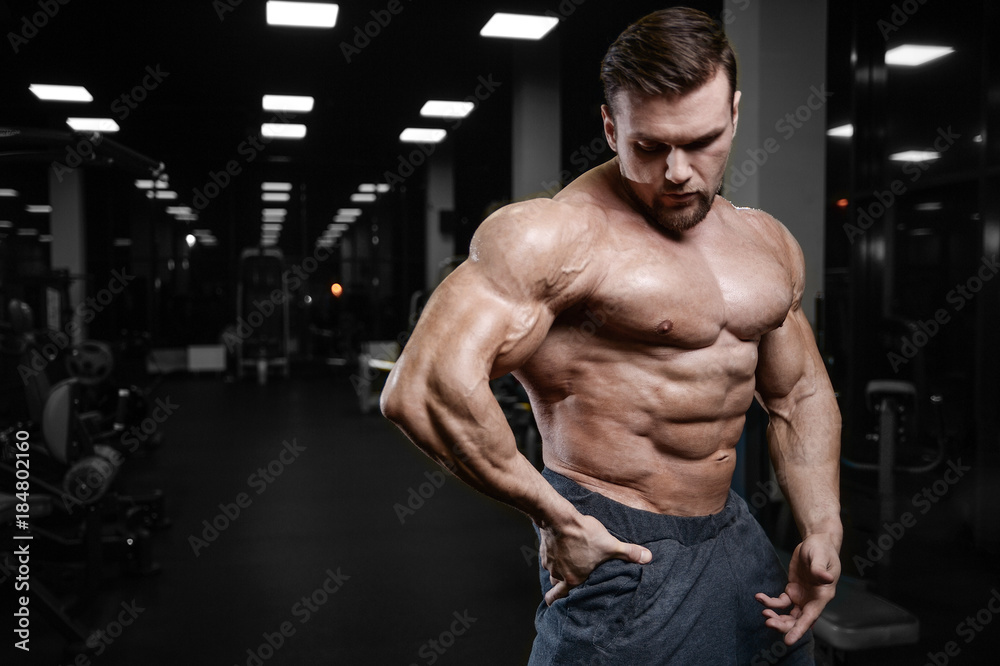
[381,200,650,601]
[753,226,842,644]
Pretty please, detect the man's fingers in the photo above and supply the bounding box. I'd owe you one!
[615,542,652,564]
[755,592,792,609]
[545,580,570,606]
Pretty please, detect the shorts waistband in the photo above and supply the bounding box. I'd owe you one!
[542,467,742,546]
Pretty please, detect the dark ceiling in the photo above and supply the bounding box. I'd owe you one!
[0,0,718,253]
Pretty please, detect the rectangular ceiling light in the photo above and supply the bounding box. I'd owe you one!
[327,223,349,231]
[334,215,356,223]
[350,193,376,203]
[261,123,307,139]
[826,124,853,138]
[0,189,18,197]
[262,182,293,191]
[66,117,120,132]
[376,183,390,193]
[337,208,362,216]
[262,223,284,232]
[357,183,376,193]
[885,45,953,67]
[399,128,447,144]
[266,1,338,28]
[263,208,287,216]
[262,192,291,202]
[166,206,193,215]
[153,190,178,199]
[889,150,941,162]
[262,95,315,113]
[26,205,52,213]
[135,177,169,189]
[420,100,475,119]
[29,84,93,102]
[480,13,559,40]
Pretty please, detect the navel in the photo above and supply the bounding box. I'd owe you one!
[656,319,674,335]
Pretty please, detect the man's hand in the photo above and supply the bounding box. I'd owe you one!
[754,534,840,645]
[539,513,652,606]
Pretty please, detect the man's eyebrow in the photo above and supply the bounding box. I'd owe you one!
[632,127,727,145]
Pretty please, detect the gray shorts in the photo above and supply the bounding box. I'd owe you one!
[528,468,814,665]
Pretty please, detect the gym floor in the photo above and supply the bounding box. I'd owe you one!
[16,366,1000,665]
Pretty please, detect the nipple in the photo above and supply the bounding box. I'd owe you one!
[656,319,673,335]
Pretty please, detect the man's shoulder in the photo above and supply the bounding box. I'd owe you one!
[472,197,605,260]
[723,201,806,301]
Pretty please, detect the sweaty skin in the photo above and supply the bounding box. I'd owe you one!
[382,69,842,647]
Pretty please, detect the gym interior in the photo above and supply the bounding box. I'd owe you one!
[2,0,998,664]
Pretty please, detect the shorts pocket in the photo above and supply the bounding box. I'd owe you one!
[565,556,645,651]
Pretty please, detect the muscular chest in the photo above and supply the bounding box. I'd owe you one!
[574,227,793,348]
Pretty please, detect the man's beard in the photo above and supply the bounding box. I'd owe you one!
[621,179,714,233]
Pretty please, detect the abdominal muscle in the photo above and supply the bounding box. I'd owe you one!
[516,332,759,516]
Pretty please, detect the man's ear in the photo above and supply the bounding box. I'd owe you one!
[600,104,618,153]
[731,90,741,138]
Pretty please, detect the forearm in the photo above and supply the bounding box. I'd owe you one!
[766,390,843,550]
[382,367,579,530]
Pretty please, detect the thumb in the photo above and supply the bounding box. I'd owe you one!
[616,541,652,565]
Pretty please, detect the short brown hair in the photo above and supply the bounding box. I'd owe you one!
[601,7,737,114]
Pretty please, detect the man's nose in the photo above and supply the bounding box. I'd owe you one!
[665,148,692,184]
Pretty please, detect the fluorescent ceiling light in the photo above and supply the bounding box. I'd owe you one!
[481,13,559,40]
[262,192,291,202]
[167,206,192,215]
[262,223,283,232]
[376,184,390,193]
[114,239,132,247]
[327,223,349,231]
[915,202,942,211]
[358,183,376,193]
[175,214,199,221]
[262,182,293,191]
[827,124,853,138]
[890,150,940,162]
[334,215,356,223]
[263,208,287,216]
[153,190,178,199]
[351,193,376,203]
[421,100,476,119]
[399,128,447,144]
[17,228,38,236]
[262,95,315,113]
[0,189,18,197]
[66,117,120,132]
[29,84,93,102]
[337,208,361,216]
[26,205,52,213]
[267,1,338,28]
[39,234,53,243]
[135,177,168,189]
[261,123,307,139]
[0,221,12,228]
[885,45,953,67]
